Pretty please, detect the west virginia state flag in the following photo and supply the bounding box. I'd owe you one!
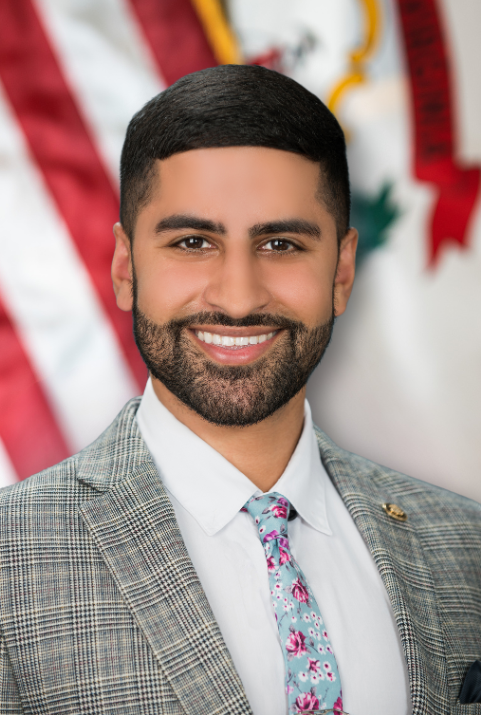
[229,0,481,501]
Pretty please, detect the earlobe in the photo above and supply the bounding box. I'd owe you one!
[112,223,134,312]
[333,227,358,317]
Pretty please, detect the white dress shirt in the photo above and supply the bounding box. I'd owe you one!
[137,378,412,715]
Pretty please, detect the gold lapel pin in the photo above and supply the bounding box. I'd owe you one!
[382,502,407,522]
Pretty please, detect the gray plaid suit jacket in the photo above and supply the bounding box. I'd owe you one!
[1,398,480,715]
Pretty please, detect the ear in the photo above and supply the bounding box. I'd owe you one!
[112,223,134,312]
[333,227,358,317]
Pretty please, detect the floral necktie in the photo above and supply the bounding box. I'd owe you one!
[243,492,345,715]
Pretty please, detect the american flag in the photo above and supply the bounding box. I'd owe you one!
[0,0,240,485]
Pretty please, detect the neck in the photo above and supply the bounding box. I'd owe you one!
[151,377,306,492]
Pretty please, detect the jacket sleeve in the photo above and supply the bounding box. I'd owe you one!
[0,630,23,714]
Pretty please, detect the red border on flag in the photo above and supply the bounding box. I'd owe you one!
[397,0,480,264]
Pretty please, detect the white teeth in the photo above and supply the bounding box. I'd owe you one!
[195,330,276,346]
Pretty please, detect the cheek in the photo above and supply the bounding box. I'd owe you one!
[135,258,208,320]
[264,261,335,326]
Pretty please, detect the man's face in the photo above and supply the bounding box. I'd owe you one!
[113,147,357,426]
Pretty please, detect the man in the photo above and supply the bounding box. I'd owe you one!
[0,65,480,715]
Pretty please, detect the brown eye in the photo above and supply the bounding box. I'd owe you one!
[179,236,211,250]
[272,240,290,251]
[263,239,295,252]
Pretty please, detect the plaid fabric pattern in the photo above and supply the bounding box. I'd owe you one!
[0,398,480,714]
[314,426,481,715]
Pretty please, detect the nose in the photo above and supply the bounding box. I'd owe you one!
[203,243,272,318]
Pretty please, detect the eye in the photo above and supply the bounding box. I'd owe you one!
[260,238,297,253]
[177,236,213,250]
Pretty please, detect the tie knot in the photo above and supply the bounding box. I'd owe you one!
[243,492,292,553]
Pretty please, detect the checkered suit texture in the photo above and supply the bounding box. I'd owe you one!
[0,397,480,714]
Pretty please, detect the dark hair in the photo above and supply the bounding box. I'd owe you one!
[120,64,350,241]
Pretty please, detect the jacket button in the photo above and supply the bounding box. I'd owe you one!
[382,502,408,521]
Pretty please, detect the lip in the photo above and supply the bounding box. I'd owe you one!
[189,327,281,365]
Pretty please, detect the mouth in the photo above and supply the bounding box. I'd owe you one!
[194,329,277,347]
[189,327,281,365]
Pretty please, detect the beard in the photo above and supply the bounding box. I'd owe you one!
[133,292,334,428]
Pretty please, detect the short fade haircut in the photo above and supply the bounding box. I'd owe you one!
[120,64,350,242]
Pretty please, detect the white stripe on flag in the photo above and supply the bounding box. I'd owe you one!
[0,437,18,488]
[0,82,139,453]
[34,0,165,184]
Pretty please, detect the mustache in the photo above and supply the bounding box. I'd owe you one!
[167,311,305,332]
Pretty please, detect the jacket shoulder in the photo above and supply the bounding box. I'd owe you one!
[0,396,144,514]
[313,424,481,525]
[0,453,79,510]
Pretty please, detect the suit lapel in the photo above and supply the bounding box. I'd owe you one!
[77,399,449,715]
[315,427,450,715]
[78,400,252,715]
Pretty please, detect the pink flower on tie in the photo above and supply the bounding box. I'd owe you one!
[333,696,344,713]
[286,630,307,657]
[295,692,320,711]
[278,497,289,507]
[279,547,290,564]
[263,530,280,543]
[271,504,288,518]
[266,556,276,572]
[291,577,310,604]
[307,658,321,674]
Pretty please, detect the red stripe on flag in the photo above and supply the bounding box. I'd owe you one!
[0,296,69,480]
[0,0,146,387]
[128,0,218,85]
[397,0,481,264]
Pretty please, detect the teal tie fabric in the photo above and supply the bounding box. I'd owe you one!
[244,492,344,715]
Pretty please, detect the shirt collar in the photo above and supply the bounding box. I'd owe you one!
[136,378,332,537]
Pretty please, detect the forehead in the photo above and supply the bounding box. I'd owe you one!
[144,147,332,227]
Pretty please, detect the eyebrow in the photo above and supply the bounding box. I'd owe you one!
[153,214,321,240]
[249,219,321,240]
[154,214,226,235]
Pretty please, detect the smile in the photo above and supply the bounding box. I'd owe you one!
[194,330,277,347]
